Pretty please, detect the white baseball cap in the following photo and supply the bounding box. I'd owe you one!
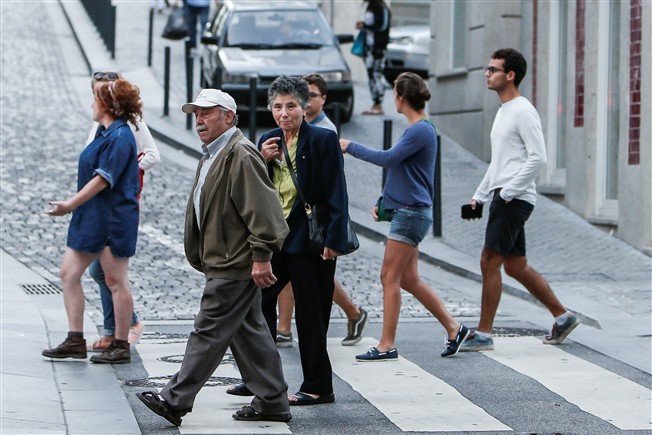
[182,89,237,114]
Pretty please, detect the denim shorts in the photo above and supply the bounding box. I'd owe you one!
[387,207,433,247]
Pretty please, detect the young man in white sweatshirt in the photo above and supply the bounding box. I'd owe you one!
[461,48,579,351]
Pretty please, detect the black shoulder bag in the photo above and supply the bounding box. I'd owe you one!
[281,142,359,256]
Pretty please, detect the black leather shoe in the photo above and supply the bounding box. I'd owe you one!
[136,391,183,426]
[42,336,87,359]
[90,339,130,364]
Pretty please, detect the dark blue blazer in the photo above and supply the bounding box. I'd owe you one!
[258,121,349,254]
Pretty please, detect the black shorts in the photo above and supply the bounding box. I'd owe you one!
[484,194,535,257]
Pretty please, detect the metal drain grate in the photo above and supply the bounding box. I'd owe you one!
[125,375,242,388]
[141,332,191,340]
[20,284,62,295]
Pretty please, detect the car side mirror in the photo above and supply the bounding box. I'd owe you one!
[337,34,354,44]
[201,35,219,46]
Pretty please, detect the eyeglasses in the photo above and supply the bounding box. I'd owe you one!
[308,92,323,99]
[93,71,119,81]
[485,66,505,76]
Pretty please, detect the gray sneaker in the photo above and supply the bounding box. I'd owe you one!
[543,313,580,345]
[459,332,494,352]
[342,307,368,346]
[276,331,293,348]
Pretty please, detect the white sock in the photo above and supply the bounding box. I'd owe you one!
[474,331,492,339]
[555,311,572,325]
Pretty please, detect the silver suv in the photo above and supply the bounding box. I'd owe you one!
[384,25,430,84]
[200,1,355,122]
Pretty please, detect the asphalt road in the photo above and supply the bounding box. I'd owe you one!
[1,2,649,434]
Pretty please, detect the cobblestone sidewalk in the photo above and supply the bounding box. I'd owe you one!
[0,2,481,326]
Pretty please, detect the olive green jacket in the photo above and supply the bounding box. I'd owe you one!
[184,129,289,280]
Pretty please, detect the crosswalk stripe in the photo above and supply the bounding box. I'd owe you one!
[486,336,652,430]
[136,336,651,433]
[328,338,512,432]
[137,341,291,434]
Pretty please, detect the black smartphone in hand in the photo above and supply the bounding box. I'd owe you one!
[461,203,483,220]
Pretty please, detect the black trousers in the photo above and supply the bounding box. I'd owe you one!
[262,251,336,395]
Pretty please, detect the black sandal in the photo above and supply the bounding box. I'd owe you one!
[288,391,335,406]
[226,382,254,396]
[136,391,182,426]
[232,405,292,422]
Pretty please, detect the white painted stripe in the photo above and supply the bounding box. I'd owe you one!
[137,341,290,434]
[328,338,511,432]
[487,336,652,430]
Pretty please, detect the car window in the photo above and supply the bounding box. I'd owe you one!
[225,10,334,48]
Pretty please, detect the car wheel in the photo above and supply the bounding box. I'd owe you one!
[383,70,398,85]
[341,94,354,123]
[210,69,222,89]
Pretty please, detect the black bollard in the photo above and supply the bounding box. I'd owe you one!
[248,76,257,143]
[433,134,442,237]
[382,119,392,188]
[185,40,194,130]
[147,8,154,67]
[163,46,170,117]
[199,57,205,88]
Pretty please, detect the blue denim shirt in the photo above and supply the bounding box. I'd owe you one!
[66,119,139,257]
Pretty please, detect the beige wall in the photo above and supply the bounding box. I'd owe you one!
[617,0,652,255]
[430,0,650,254]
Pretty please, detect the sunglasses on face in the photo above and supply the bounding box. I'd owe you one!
[93,71,119,81]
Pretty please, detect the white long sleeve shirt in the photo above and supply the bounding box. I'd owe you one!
[473,96,547,206]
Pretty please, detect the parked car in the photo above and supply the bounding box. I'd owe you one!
[200,1,355,122]
[384,25,430,84]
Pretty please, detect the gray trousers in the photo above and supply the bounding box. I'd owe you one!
[160,277,289,415]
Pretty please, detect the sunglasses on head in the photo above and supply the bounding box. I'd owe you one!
[93,71,119,81]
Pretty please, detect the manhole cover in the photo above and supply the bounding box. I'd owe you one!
[20,284,62,295]
[125,375,242,388]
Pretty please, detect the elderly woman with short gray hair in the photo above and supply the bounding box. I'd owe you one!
[258,75,349,405]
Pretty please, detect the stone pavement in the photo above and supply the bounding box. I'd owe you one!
[57,0,651,336]
[2,1,652,360]
[0,1,650,433]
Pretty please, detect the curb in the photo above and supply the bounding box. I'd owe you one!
[351,222,601,330]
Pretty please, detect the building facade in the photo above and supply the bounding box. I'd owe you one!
[425,0,651,255]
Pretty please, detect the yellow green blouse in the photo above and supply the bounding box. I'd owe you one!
[273,134,299,218]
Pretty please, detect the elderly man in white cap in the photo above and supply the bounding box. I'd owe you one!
[137,89,292,425]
